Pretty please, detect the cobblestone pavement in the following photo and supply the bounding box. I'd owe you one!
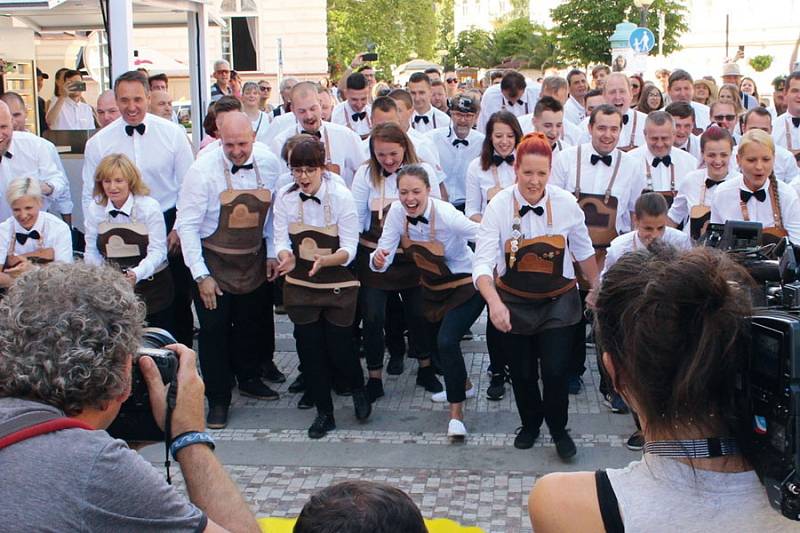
[147,313,638,533]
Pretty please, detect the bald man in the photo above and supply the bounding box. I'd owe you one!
[577,73,646,151]
[96,90,121,128]
[149,90,173,121]
[177,112,284,429]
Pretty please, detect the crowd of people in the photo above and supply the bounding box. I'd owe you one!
[1,50,800,531]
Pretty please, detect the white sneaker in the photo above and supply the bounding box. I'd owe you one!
[447,419,467,440]
[430,386,477,403]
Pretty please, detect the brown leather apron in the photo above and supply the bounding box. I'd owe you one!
[618,111,638,152]
[356,178,420,290]
[5,223,54,271]
[689,180,714,240]
[283,191,360,327]
[739,179,789,245]
[643,157,676,207]
[487,165,505,203]
[495,196,581,335]
[201,157,271,295]
[400,202,475,323]
[322,128,342,174]
[97,203,174,314]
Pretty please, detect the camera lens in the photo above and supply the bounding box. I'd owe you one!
[140,327,177,349]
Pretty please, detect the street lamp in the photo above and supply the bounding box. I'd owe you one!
[633,0,653,28]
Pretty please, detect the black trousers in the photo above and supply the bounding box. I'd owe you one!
[486,319,506,375]
[163,206,195,347]
[568,289,589,377]
[295,318,364,414]
[193,281,271,406]
[503,325,572,437]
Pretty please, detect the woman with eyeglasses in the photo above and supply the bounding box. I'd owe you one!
[445,72,460,97]
[257,80,274,114]
[242,81,272,144]
[636,84,664,114]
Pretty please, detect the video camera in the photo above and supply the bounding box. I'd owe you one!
[704,221,800,520]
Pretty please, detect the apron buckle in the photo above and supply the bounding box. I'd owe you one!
[333,287,341,295]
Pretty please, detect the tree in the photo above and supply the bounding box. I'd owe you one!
[493,18,563,70]
[435,0,456,71]
[550,0,688,66]
[451,28,496,68]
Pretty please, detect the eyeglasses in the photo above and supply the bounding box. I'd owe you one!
[631,84,640,89]
[290,167,320,177]
[713,114,737,121]
[260,86,271,92]
[446,78,458,84]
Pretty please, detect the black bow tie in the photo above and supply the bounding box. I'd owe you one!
[109,209,128,218]
[2,151,12,161]
[15,230,40,245]
[705,179,723,189]
[414,115,430,125]
[507,100,523,106]
[590,153,612,166]
[792,117,800,128]
[551,143,558,151]
[740,188,767,203]
[301,130,322,139]
[622,114,629,125]
[652,155,672,167]
[231,163,254,174]
[406,215,428,225]
[492,153,515,166]
[125,123,146,136]
[452,138,469,147]
[381,168,394,177]
[519,205,544,217]
[352,111,367,122]
[299,192,321,204]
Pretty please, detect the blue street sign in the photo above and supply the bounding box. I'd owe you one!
[629,27,656,54]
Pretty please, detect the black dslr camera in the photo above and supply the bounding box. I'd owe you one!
[107,328,179,442]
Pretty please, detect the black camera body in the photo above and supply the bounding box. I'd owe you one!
[107,328,178,442]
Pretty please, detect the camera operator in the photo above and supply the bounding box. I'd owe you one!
[0,263,259,532]
[528,247,796,532]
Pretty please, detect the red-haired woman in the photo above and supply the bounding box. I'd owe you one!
[473,132,599,461]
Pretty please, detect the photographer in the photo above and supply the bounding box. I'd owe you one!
[44,69,95,130]
[0,263,259,532]
[528,247,796,532]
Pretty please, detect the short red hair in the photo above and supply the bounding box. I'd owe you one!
[515,132,553,168]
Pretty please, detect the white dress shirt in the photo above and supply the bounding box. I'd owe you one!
[411,106,451,134]
[628,145,698,195]
[331,101,372,138]
[731,143,798,183]
[550,143,639,233]
[41,138,73,216]
[668,168,739,229]
[564,95,586,125]
[477,84,540,133]
[350,162,441,232]
[370,197,478,274]
[53,98,95,130]
[360,129,445,188]
[0,132,68,222]
[773,113,800,152]
[578,109,647,149]
[176,143,282,279]
[472,184,594,285]
[711,174,800,243]
[273,178,359,265]
[83,193,167,282]
[0,211,73,265]
[271,122,365,187]
[689,101,711,130]
[83,114,194,213]
[601,227,691,279]
[676,134,702,163]
[262,111,297,148]
[519,112,582,147]
[426,126,485,206]
[251,111,273,145]
[465,157,516,218]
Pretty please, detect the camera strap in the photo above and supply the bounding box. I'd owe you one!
[0,410,92,450]
[644,437,739,458]
[163,382,178,484]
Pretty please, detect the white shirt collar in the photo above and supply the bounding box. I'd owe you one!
[13,211,44,234]
[106,193,135,215]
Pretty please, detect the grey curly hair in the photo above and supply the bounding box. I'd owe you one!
[0,262,146,415]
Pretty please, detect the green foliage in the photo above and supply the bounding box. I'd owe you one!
[452,28,497,69]
[494,18,562,70]
[436,0,456,71]
[749,55,774,72]
[550,0,688,65]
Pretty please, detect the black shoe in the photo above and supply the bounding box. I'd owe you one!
[297,391,314,409]
[386,356,404,375]
[486,373,506,401]
[366,377,384,403]
[262,363,286,383]
[553,432,577,460]
[352,388,372,421]
[288,373,306,393]
[274,304,287,315]
[207,404,229,429]
[513,426,539,449]
[626,430,645,451]
[238,378,280,400]
[333,379,352,397]
[416,365,444,393]
[308,412,335,439]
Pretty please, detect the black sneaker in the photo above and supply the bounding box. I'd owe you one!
[206,404,229,429]
[352,388,372,421]
[308,412,335,439]
[366,377,384,403]
[238,378,280,400]
[288,373,306,393]
[603,392,629,414]
[626,430,645,451]
[386,356,404,375]
[332,378,352,396]
[553,432,577,461]
[416,365,444,393]
[262,363,286,383]
[486,373,506,401]
[513,426,539,449]
[297,391,314,410]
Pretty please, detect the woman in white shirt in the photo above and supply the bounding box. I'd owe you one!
[274,137,371,439]
[473,132,598,461]
[242,81,272,144]
[669,126,738,239]
[84,154,174,330]
[351,122,443,402]
[0,176,72,289]
[371,165,483,440]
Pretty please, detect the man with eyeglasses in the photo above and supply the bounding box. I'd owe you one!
[444,72,459,97]
[258,80,274,115]
[710,101,738,136]
[210,59,232,103]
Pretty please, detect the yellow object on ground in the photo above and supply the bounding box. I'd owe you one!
[258,516,485,532]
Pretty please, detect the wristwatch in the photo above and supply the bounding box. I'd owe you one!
[194,274,210,283]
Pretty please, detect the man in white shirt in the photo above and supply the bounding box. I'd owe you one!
[408,72,451,134]
[95,90,121,129]
[46,69,95,130]
[149,90,173,121]
[331,72,372,139]
[577,73,646,151]
[741,107,799,183]
[177,113,284,428]
[477,70,539,132]
[665,102,702,162]
[523,97,572,155]
[564,69,588,125]
[591,65,610,90]
[773,71,800,156]
[430,79,449,113]
[667,69,711,132]
[518,77,581,145]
